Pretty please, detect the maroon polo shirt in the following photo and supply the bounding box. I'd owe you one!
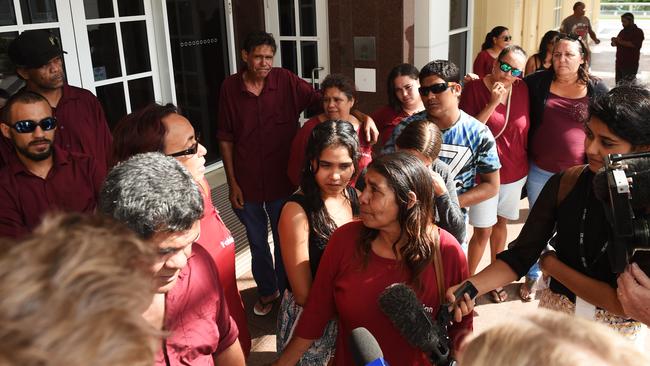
[616,24,644,69]
[0,145,104,238]
[0,84,112,174]
[217,68,320,202]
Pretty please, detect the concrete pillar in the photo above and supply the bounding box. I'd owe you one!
[413,0,451,69]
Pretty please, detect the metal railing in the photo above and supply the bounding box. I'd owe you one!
[601,2,650,17]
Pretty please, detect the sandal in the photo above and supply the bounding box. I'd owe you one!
[490,287,508,303]
[519,277,536,302]
[253,291,280,316]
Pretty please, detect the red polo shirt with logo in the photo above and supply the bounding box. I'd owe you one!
[0,84,112,175]
[0,145,104,238]
[217,68,320,202]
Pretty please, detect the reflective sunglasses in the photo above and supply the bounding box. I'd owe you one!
[498,60,523,77]
[167,136,200,158]
[10,117,57,133]
[418,82,455,96]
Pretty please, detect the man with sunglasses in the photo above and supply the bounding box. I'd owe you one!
[1,30,112,175]
[0,91,104,238]
[383,60,501,243]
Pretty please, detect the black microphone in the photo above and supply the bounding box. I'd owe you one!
[349,327,390,366]
[377,283,447,361]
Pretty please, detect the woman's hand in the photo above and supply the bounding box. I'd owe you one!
[463,73,479,84]
[431,171,448,197]
[445,282,475,322]
[539,250,557,275]
[489,81,508,106]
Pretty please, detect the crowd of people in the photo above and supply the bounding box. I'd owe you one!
[0,2,649,364]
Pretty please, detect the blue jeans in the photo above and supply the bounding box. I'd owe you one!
[524,162,556,281]
[234,198,287,296]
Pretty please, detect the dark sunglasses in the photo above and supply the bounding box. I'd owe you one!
[500,35,512,42]
[498,60,523,77]
[418,82,455,96]
[10,117,57,133]
[167,135,201,158]
[555,33,583,42]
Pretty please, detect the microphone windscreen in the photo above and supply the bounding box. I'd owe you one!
[350,327,383,366]
[377,283,438,352]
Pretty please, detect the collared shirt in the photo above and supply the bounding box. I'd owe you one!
[0,84,112,175]
[0,145,104,238]
[616,24,644,68]
[217,68,320,202]
[155,245,239,366]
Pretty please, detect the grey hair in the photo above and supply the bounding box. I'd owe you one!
[99,152,204,239]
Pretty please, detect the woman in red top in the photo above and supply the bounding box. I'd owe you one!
[274,152,472,366]
[460,45,529,303]
[111,103,251,357]
[473,26,512,78]
[370,63,424,148]
[287,74,372,187]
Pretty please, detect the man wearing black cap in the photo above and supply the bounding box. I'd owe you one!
[1,30,112,174]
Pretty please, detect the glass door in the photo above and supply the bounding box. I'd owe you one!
[165,0,231,164]
[71,0,162,128]
[266,0,329,90]
[0,0,79,94]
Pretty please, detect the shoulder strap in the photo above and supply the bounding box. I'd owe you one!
[431,227,446,301]
[556,164,588,207]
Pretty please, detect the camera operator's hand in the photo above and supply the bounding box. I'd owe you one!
[617,263,650,325]
[446,283,475,322]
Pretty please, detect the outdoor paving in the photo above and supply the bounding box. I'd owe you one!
[235,18,650,365]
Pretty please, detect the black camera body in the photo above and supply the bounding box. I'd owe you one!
[602,152,650,273]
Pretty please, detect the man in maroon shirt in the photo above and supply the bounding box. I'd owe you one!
[99,153,245,365]
[0,91,103,238]
[1,30,112,173]
[611,12,645,84]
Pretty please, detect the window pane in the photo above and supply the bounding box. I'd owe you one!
[0,32,20,94]
[449,0,467,30]
[84,0,114,19]
[96,82,126,129]
[300,40,317,79]
[20,0,58,24]
[128,76,154,111]
[299,0,316,36]
[0,0,17,26]
[88,24,122,80]
[117,0,144,16]
[280,40,297,74]
[120,21,151,75]
[449,32,467,79]
[279,0,295,36]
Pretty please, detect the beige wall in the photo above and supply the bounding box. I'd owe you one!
[471,0,600,70]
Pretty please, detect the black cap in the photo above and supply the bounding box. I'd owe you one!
[8,30,67,69]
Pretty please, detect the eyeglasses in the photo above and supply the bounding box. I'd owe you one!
[9,117,57,133]
[418,82,455,96]
[498,60,523,77]
[167,134,201,158]
[500,35,512,42]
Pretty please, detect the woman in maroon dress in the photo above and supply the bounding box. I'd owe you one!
[111,103,252,357]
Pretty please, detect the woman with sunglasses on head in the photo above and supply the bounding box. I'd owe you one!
[274,152,472,366]
[370,64,425,149]
[473,26,512,78]
[525,30,560,76]
[111,103,252,357]
[449,84,650,341]
[288,74,372,188]
[459,45,529,303]
[518,33,609,301]
[276,120,360,365]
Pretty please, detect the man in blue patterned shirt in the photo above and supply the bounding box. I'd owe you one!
[383,60,500,229]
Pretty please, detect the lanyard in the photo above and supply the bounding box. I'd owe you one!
[577,188,609,273]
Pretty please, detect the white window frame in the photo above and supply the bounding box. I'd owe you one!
[448,0,474,76]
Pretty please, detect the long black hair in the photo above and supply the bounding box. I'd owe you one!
[481,26,508,51]
[386,63,419,112]
[536,30,560,61]
[301,120,360,242]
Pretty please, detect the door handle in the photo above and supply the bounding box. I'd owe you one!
[311,67,324,88]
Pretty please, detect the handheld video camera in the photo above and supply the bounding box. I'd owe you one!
[600,152,650,273]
